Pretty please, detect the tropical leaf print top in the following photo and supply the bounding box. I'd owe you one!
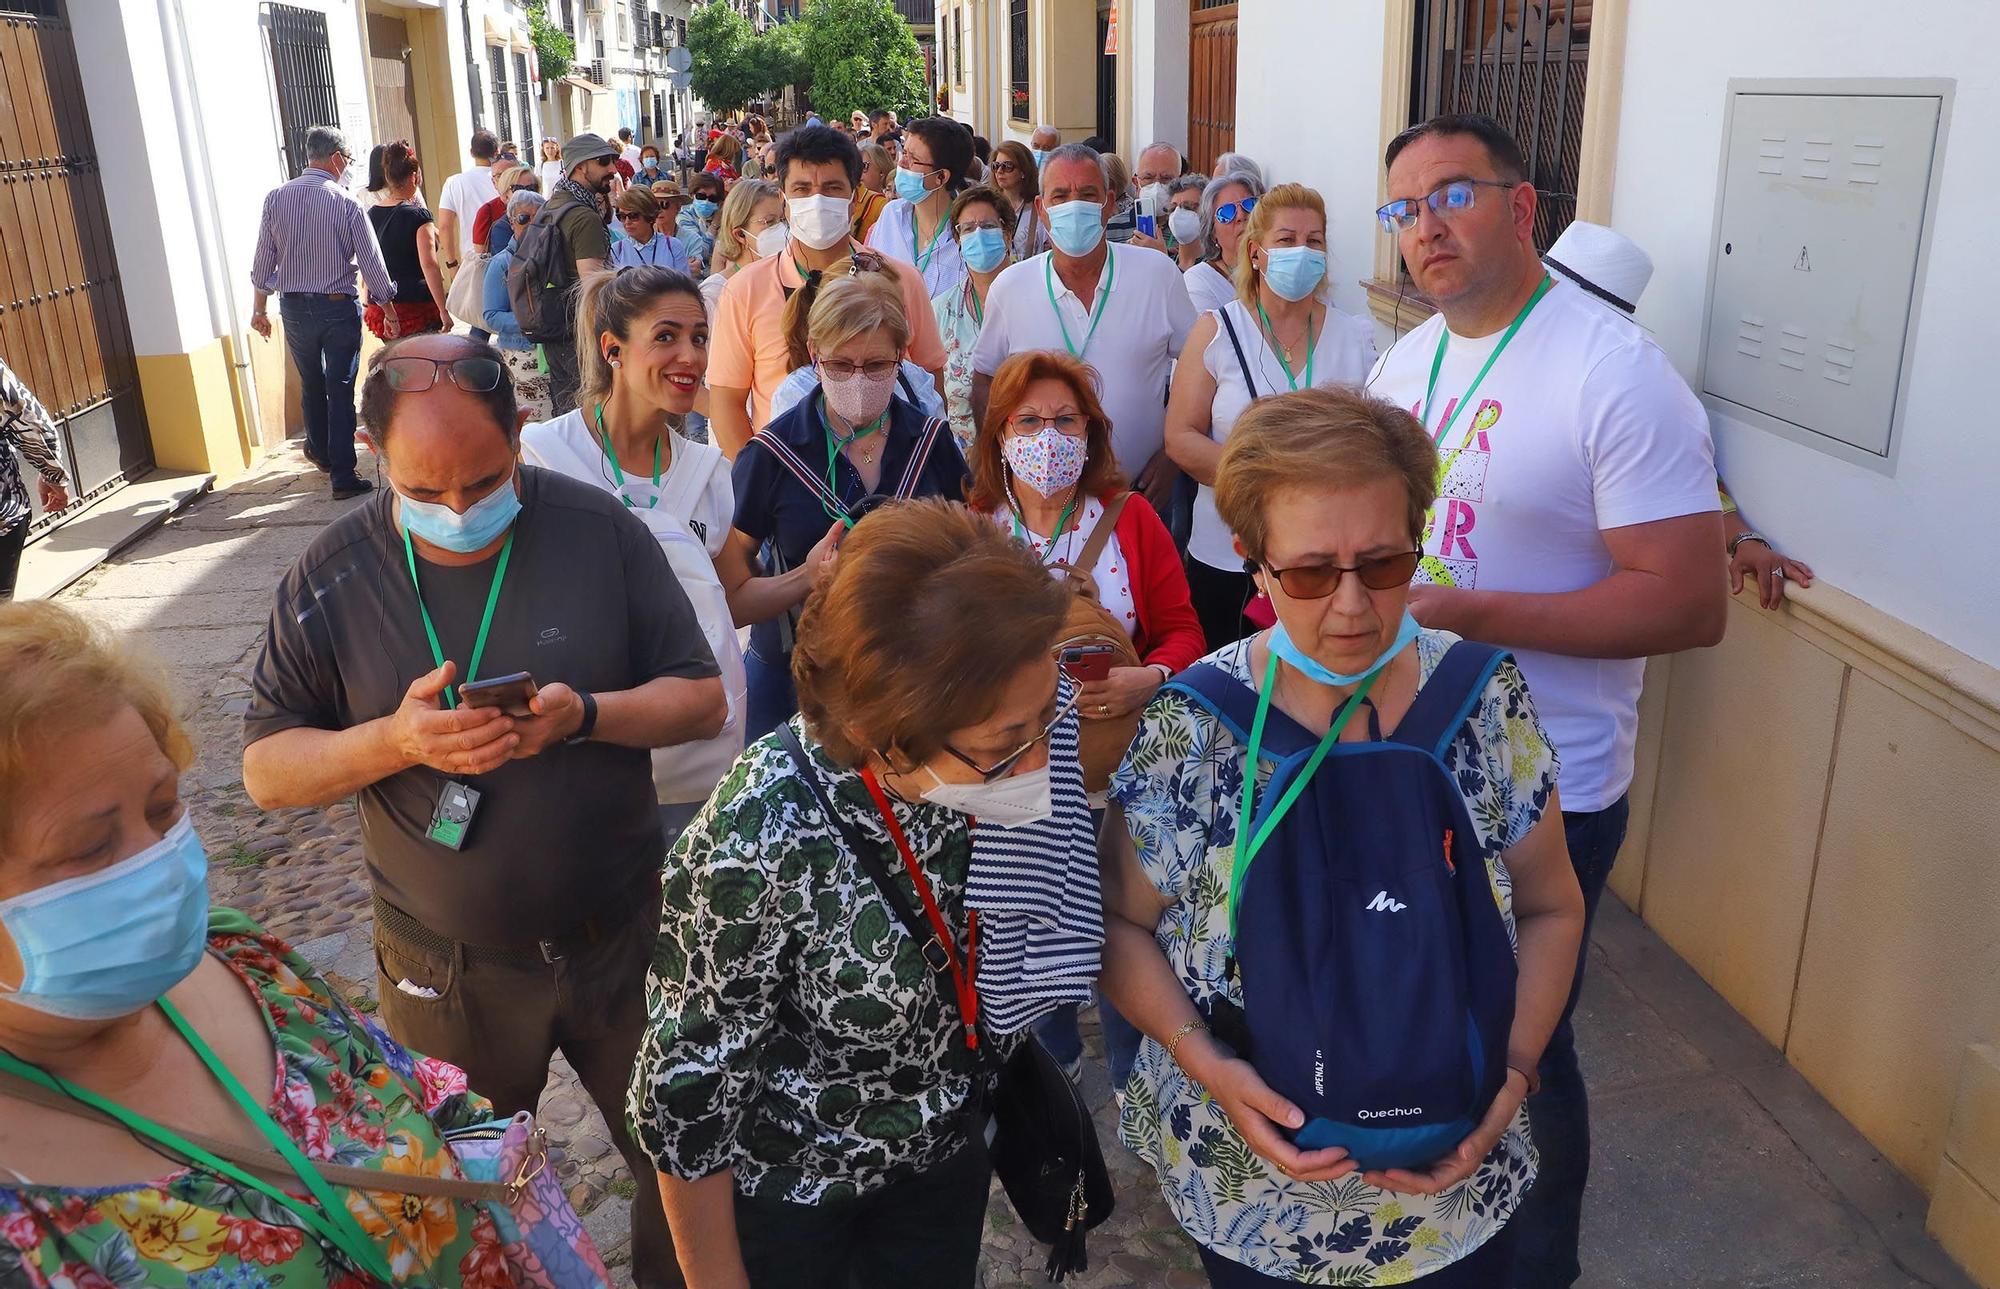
[629,721,997,1204]
[1111,631,1560,1284]
[0,909,511,1289]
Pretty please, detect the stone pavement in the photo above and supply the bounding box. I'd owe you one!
[51,443,1980,1289]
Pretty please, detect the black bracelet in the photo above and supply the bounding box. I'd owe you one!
[563,690,598,745]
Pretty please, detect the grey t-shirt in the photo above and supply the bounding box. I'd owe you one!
[245,466,719,945]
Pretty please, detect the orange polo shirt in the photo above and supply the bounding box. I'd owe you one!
[709,241,947,429]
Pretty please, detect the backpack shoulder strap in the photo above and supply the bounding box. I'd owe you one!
[750,427,851,519]
[897,367,919,406]
[662,435,725,516]
[1389,639,1510,758]
[1217,305,1261,401]
[893,413,950,499]
[1162,659,1317,759]
[1072,491,1132,577]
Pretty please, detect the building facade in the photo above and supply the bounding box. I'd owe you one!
[541,0,695,150]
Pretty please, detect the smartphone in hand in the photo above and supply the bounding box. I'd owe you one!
[459,671,538,717]
[1059,645,1117,684]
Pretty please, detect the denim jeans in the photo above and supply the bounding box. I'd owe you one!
[1509,793,1630,1288]
[744,642,798,743]
[1033,996,1144,1092]
[278,295,364,489]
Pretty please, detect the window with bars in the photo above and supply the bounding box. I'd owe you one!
[592,58,607,86]
[1407,0,1591,252]
[1008,0,1029,122]
[488,44,513,144]
[514,50,533,150]
[262,3,340,177]
[952,7,963,86]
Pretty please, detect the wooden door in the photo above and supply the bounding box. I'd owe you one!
[367,14,420,152]
[1188,0,1236,175]
[0,2,149,520]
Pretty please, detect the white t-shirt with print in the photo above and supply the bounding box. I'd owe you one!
[1189,298,1376,571]
[1365,278,1719,812]
[973,244,1196,476]
[438,165,499,258]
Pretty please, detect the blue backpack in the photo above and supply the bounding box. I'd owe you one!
[1166,641,1519,1171]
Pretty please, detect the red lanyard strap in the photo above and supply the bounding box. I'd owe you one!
[860,768,981,1051]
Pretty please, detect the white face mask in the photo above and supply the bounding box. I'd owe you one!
[1167,207,1203,245]
[787,194,853,250]
[752,222,790,259]
[922,764,1054,829]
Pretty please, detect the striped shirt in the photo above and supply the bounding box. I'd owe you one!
[249,167,395,300]
[0,357,66,533]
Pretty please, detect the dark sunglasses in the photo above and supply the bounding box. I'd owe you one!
[1215,197,1259,225]
[1254,550,1422,599]
[380,356,505,394]
[944,686,1082,782]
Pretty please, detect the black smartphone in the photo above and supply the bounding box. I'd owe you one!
[459,671,538,716]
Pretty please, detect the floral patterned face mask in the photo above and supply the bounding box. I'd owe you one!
[1002,425,1088,497]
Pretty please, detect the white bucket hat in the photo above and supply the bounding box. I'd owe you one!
[1543,220,1653,316]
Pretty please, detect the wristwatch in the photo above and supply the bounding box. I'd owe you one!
[563,690,599,745]
[1727,531,1772,559]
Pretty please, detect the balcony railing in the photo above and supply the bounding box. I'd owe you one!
[894,0,935,25]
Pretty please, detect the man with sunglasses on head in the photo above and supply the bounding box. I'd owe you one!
[242,333,727,1289]
[1364,113,1725,1288]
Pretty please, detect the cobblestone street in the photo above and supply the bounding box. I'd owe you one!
[51,446,1976,1289]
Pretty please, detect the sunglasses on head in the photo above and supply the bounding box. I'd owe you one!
[1215,197,1259,225]
[380,355,505,394]
[1252,550,1422,599]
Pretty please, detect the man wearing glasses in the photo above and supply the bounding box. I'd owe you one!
[243,333,726,1289]
[248,124,397,499]
[1364,113,1725,1288]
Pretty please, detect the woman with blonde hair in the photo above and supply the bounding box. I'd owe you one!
[768,249,945,422]
[699,177,783,317]
[718,270,969,738]
[1165,182,1376,645]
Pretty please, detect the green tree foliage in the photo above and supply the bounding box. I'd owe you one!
[527,0,575,83]
[687,1,765,114]
[796,0,927,123]
[751,21,811,103]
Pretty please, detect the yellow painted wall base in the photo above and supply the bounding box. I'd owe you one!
[135,338,255,481]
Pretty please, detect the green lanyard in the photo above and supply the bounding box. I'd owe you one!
[595,403,661,509]
[912,204,950,271]
[1010,495,1079,564]
[1256,300,1316,391]
[1045,251,1116,358]
[819,395,887,529]
[967,276,984,326]
[0,1005,401,1284]
[1420,274,1552,448]
[1231,651,1379,936]
[402,526,514,711]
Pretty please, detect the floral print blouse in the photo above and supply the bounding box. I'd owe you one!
[931,278,985,456]
[629,721,997,1204]
[1111,631,1559,1284]
[0,909,508,1289]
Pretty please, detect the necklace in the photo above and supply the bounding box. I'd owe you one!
[1004,477,1079,564]
[1256,300,1316,391]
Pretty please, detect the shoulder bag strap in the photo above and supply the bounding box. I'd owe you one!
[776,725,942,971]
[1071,491,1132,578]
[750,428,851,519]
[893,414,950,499]
[1217,305,1261,401]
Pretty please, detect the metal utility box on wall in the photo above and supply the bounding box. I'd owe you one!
[1698,79,1952,473]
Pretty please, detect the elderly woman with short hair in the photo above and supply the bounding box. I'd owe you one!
[632,498,1081,1288]
[1183,169,1268,315]
[1102,387,1585,1287]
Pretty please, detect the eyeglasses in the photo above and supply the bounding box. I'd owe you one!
[379,356,505,394]
[945,686,1082,782]
[511,183,538,194]
[1008,412,1086,436]
[819,358,899,380]
[990,160,1020,174]
[1376,179,1519,233]
[1214,197,1259,225]
[955,219,1004,237]
[1257,550,1422,599]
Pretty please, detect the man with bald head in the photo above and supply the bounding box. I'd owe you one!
[243,332,724,1288]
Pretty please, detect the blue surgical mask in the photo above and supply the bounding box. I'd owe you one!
[1031,148,1053,170]
[692,198,719,219]
[1262,246,1328,302]
[1046,199,1106,257]
[893,165,935,205]
[960,226,1008,274]
[1268,609,1421,687]
[0,813,210,1020]
[397,473,521,553]
[643,158,658,170]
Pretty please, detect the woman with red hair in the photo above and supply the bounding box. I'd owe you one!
[967,349,1204,1095]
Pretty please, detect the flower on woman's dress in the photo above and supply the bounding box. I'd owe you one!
[31,1195,103,1236]
[275,1074,333,1160]
[411,1056,469,1111]
[217,1215,304,1266]
[1,1206,43,1250]
[344,1132,460,1279]
[186,1266,272,1289]
[48,1261,115,1289]
[456,1211,514,1289]
[109,1194,228,1271]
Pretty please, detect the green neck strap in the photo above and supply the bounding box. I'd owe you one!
[0,1005,400,1284]
[595,402,662,509]
[1046,250,1116,358]
[1231,650,1380,937]
[1256,299,1316,391]
[402,527,515,711]
[817,395,889,529]
[1421,273,1553,447]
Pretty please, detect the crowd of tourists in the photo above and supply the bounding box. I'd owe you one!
[0,104,1822,1289]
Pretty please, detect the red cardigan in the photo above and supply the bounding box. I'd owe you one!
[1112,494,1208,673]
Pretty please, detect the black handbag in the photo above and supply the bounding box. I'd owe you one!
[777,725,1115,1281]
